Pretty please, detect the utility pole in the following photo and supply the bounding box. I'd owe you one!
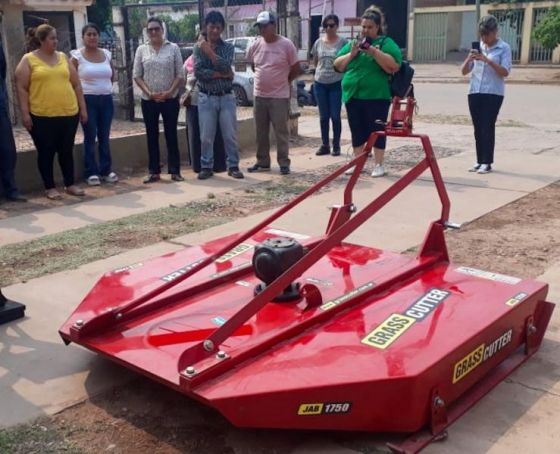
[198,0,204,26]
[225,0,229,38]
[286,0,300,133]
[476,0,481,24]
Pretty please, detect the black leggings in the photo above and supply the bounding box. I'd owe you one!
[141,98,181,174]
[468,93,504,165]
[346,98,391,149]
[30,114,79,189]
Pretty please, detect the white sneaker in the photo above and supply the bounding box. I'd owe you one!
[468,164,481,172]
[371,164,385,178]
[103,172,119,183]
[87,175,101,186]
[477,164,492,174]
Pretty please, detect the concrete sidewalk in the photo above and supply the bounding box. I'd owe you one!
[1,116,559,247]
[1,115,560,452]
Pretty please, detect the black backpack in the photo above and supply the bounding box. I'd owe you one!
[380,37,415,98]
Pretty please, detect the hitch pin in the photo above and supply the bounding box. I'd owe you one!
[444,221,462,230]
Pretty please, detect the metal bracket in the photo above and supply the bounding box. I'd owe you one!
[430,389,448,435]
[525,315,538,355]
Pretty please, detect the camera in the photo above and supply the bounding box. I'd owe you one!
[360,36,373,50]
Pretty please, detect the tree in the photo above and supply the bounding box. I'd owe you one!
[158,14,199,43]
[86,0,112,31]
[534,6,560,50]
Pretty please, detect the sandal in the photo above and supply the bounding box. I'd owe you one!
[45,189,62,200]
[66,185,85,196]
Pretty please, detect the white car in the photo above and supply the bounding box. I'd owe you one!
[226,36,257,59]
[232,62,254,107]
[226,37,257,106]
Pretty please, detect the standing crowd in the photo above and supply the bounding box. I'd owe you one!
[0,4,512,204]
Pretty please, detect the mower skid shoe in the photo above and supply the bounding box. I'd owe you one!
[387,299,555,454]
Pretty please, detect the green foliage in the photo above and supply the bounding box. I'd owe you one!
[128,7,148,39]
[159,14,199,43]
[534,6,560,50]
[86,0,112,31]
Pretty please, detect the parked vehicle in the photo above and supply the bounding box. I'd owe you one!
[232,62,254,107]
[297,80,316,107]
[226,36,258,60]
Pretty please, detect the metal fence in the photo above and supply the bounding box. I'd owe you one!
[489,8,524,63]
[530,8,553,64]
[413,12,448,62]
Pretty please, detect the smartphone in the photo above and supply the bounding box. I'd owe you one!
[471,41,481,52]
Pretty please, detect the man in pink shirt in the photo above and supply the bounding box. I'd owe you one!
[246,11,301,175]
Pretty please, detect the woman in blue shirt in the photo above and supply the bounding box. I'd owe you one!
[461,15,512,174]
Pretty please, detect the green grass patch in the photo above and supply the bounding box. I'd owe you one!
[0,172,339,287]
[0,422,83,454]
[0,204,227,287]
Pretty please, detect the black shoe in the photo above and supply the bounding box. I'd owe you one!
[143,174,160,184]
[331,146,341,156]
[171,173,184,182]
[315,145,330,156]
[228,167,244,179]
[280,166,290,175]
[247,163,271,173]
[6,192,27,202]
[197,169,213,180]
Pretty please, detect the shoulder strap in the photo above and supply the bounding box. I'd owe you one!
[379,36,388,51]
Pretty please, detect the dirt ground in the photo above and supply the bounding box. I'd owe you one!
[2,179,559,453]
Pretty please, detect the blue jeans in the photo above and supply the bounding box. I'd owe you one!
[197,92,239,170]
[82,94,113,177]
[313,80,342,148]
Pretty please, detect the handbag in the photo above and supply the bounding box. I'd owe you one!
[379,36,415,98]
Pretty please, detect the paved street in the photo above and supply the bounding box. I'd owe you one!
[414,82,560,127]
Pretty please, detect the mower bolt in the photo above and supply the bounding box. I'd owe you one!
[216,350,228,360]
[184,366,196,377]
[115,313,123,320]
[434,397,445,408]
[74,319,84,328]
[528,324,537,335]
[203,340,215,352]
[349,204,357,213]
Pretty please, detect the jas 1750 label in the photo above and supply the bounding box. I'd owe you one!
[297,402,352,416]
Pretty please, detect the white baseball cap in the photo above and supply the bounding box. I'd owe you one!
[254,11,276,27]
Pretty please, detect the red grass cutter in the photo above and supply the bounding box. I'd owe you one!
[60,97,554,453]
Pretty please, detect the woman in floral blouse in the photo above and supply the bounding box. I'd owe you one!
[133,16,185,183]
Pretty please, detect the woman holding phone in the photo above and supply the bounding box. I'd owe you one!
[333,5,401,178]
[461,15,512,174]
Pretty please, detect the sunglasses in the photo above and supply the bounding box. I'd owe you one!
[324,23,337,29]
[147,27,161,33]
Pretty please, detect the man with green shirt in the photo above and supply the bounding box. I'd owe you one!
[334,6,401,178]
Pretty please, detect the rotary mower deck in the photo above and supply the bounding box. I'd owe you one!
[60,98,554,453]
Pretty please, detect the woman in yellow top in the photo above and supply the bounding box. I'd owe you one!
[15,24,88,199]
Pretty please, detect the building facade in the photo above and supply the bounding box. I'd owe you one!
[0,0,91,121]
[409,0,560,64]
